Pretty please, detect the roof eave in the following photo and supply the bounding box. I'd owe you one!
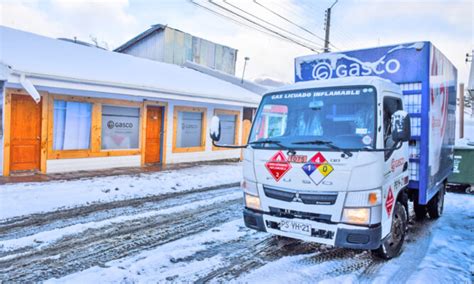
[7,69,260,107]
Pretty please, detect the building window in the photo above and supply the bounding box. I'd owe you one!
[213,109,240,149]
[53,100,92,150]
[173,106,206,152]
[102,105,140,150]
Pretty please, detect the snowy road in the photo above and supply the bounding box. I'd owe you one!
[0,187,472,283]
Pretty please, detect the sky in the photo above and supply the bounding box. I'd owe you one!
[0,0,472,85]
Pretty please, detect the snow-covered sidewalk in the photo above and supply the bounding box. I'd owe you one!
[0,163,242,220]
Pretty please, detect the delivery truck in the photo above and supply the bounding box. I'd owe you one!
[210,42,457,259]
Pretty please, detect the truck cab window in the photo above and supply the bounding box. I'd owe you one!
[383,97,403,159]
[252,104,288,141]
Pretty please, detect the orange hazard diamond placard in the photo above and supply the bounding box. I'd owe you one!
[265,151,292,182]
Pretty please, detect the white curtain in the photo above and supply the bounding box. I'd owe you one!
[53,100,92,150]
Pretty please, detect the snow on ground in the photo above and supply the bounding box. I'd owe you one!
[47,192,474,283]
[0,163,242,220]
[47,219,257,284]
[240,192,474,283]
[0,190,241,254]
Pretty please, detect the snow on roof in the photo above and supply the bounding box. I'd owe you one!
[183,61,268,95]
[0,26,260,105]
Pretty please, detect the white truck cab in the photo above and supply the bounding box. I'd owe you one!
[241,77,410,259]
[210,42,457,259]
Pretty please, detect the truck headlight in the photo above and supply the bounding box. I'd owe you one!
[342,208,370,225]
[241,179,259,196]
[344,189,381,207]
[245,193,261,210]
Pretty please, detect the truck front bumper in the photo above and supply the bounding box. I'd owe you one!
[243,208,381,250]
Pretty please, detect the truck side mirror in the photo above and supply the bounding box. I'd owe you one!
[210,116,221,142]
[391,110,411,142]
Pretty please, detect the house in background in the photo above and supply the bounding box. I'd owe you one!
[116,24,272,156]
[0,26,260,176]
[115,24,237,75]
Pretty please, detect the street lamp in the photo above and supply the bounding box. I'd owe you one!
[241,56,250,83]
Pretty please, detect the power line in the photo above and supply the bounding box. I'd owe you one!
[190,0,321,51]
[217,0,324,50]
[188,0,285,41]
[204,0,322,52]
[215,0,322,48]
[253,0,338,50]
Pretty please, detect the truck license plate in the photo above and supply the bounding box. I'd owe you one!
[279,220,311,236]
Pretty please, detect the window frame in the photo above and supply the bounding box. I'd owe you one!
[101,104,141,151]
[172,106,207,153]
[47,95,143,159]
[383,95,404,160]
[52,99,93,151]
[212,109,240,151]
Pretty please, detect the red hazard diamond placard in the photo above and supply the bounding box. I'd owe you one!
[265,151,292,182]
[310,152,327,166]
[386,187,394,215]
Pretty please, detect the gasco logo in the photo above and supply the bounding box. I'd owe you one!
[391,157,405,172]
[107,120,134,129]
[312,59,401,80]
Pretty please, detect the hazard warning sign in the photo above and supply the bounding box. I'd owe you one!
[265,151,292,182]
[386,187,394,215]
[302,152,334,185]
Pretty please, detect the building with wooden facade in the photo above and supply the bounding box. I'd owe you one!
[0,26,260,176]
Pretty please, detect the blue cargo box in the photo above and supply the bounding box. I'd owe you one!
[294,42,457,205]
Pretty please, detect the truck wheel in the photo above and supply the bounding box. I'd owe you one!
[427,185,445,219]
[372,201,407,259]
[413,198,426,220]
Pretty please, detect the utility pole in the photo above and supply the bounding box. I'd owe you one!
[241,57,250,83]
[459,83,464,139]
[467,51,473,117]
[324,0,338,53]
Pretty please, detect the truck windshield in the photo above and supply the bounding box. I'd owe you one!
[249,86,377,150]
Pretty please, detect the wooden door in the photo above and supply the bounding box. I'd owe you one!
[10,95,42,172]
[145,107,163,164]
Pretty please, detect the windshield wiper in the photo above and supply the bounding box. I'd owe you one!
[249,139,296,154]
[292,140,353,157]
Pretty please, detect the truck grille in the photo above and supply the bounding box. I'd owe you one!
[263,186,338,205]
[268,207,333,224]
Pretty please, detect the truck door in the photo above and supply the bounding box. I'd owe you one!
[381,96,407,234]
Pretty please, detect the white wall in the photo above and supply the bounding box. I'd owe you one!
[165,100,243,164]
[47,155,140,174]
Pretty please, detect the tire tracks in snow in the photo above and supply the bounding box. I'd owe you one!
[193,239,374,283]
[358,215,436,283]
[0,182,239,241]
[0,189,242,282]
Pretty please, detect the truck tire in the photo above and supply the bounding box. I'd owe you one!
[427,184,445,219]
[372,201,407,259]
[413,198,427,220]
